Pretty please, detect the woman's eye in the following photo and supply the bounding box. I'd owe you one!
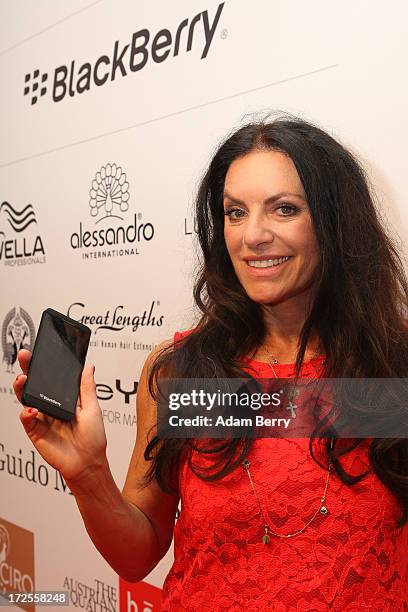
[224,208,245,220]
[224,204,298,220]
[277,204,298,216]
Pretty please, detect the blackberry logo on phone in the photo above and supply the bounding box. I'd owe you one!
[39,393,62,407]
[21,309,91,421]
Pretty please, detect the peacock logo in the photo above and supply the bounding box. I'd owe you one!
[1,307,36,373]
[89,163,129,223]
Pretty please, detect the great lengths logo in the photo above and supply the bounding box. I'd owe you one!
[68,301,163,334]
[70,163,154,260]
[23,3,225,106]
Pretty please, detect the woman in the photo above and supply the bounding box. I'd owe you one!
[14,115,408,610]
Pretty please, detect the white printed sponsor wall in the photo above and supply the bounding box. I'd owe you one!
[0,1,407,610]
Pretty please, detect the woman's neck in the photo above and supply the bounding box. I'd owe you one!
[258,298,321,363]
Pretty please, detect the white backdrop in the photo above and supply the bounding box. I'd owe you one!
[0,1,407,611]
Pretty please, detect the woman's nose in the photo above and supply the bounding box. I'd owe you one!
[242,213,275,248]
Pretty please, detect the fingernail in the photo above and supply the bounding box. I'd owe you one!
[15,374,23,382]
[28,408,37,414]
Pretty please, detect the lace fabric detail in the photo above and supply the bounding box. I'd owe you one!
[160,331,408,611]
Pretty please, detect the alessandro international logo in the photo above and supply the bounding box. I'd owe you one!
[0,201,46,266]
[69,163,155,261]
[1,307,36,373]
[23,3,225,106]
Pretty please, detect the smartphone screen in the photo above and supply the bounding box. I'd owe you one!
[22,309,91,420]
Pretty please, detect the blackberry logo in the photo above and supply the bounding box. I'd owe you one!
[23,69,48,105]
[23,3,225,106]
[90,164,129,222]
[40,393,62,407]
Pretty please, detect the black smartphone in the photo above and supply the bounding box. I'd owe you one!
[21,308,91,421]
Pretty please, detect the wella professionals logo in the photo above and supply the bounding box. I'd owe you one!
[0,519,35,612]
[70,163,155,261]
[23,3,225,107]
[1,307,36,373]
[0,201,46,266]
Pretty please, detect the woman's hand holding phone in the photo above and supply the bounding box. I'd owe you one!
[13,348,108,486]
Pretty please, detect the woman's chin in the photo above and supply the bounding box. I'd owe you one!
[249,293,282,305]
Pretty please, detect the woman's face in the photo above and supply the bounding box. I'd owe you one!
[223,149,320,306]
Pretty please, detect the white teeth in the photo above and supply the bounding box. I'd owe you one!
[248,256,290,268]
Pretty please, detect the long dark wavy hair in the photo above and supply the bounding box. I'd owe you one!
[144,113,408,527]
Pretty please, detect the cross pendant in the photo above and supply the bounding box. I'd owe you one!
[286,401,297,418]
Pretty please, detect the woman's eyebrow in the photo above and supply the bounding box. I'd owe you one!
[223,191,306,204]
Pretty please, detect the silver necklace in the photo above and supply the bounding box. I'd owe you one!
[242,346,333,543]
[262,343,323,417]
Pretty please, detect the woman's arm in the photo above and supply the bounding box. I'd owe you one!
[15,339,179,582]
[68,339,179,581]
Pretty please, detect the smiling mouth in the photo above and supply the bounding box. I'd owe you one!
[246,256,292,268]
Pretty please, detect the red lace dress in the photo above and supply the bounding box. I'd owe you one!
[160,331,408,611]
